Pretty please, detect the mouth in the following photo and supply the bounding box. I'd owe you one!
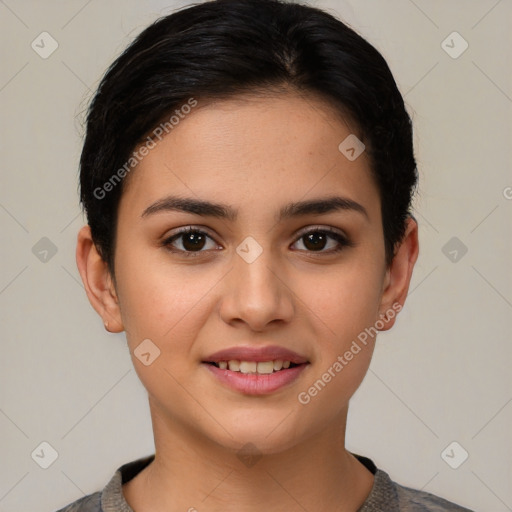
[203,359,302,374]
[201,345,310,395]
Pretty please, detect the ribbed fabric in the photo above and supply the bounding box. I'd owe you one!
[55,454,474,512]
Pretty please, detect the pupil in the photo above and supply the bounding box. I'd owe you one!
[183,232,205,251]
[304,232,326,251]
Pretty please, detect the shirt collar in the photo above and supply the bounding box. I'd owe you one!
[100,453,398,512]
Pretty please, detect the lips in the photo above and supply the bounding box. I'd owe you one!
[203,345,309,365]
[202,344,310,395]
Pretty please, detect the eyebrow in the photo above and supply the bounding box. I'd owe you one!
[141,195,369,222]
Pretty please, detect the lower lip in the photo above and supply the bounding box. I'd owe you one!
[203,363,308,395]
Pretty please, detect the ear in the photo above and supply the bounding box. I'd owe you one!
[376,215,419,331]
[76,225,124,333]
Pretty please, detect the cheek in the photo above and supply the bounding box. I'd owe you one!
[296,262,383,341]
[115,265,215,404]
[114,246,219,351]
[294,269,380,419]
[291,261,383,413]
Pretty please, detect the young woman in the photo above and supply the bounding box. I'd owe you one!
[58,0,473,510]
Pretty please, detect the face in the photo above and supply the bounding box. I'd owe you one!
[85,92,414,454]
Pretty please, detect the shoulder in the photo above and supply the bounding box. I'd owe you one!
[353,453,475,512]
[394,481,474,511]
[54,454,155,512]
[54,491,102,512]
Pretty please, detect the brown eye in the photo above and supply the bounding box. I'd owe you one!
[162,228,219,255]
[292,227,353,254]
[302,232,329,251]
[180,231,207,251]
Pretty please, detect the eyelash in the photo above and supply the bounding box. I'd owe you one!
[161,226,354,258]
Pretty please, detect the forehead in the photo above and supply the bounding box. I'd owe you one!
[119,91,380,222]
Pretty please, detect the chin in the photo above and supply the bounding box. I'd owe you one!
[205,416,305,456]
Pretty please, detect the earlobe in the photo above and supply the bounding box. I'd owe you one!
[377,215,419,331]
[76,225,124,333]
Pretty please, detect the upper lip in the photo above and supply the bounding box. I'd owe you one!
[204,345,309,364]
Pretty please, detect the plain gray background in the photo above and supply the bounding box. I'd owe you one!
[0,0,511,511]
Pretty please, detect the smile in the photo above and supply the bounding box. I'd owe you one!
[207,359,298,374]
[202,360,309,395]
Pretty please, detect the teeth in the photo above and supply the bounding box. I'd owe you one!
[239,361,257,374]
[228,360,240,371]
[216,360,294,374]
[273,360,283,371]
[257,361,274,374]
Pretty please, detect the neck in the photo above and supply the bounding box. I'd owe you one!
[123,401,374,512]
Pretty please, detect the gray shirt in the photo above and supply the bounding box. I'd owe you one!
[55,454,474,511]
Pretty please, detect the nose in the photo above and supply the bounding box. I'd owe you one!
[218,245,295,332]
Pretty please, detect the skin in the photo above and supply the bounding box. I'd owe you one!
[76,91,419,511]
